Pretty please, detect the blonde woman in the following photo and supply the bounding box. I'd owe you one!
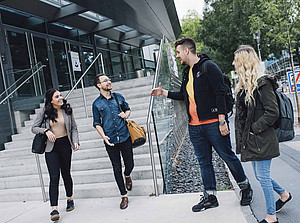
[233,45,292,223]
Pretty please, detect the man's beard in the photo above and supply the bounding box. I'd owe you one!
[102,86,112,91]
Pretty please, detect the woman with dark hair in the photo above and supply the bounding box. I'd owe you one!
[32,88,79,221]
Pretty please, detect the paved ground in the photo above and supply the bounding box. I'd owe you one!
[1,191,248,223]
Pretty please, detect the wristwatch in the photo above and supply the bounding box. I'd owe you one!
[219,120,226,126]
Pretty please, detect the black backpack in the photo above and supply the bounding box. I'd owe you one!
[202,61,234,116]
[223,73,234,116]
[258,78,295,142]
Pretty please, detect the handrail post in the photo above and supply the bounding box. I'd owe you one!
[35,154,47,202]
[80,79,89,118]
[146,36,164,196]
[100,53,105,73]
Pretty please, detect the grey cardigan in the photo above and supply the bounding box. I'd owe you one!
[31,108,79,152]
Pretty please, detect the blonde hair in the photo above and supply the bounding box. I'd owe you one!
[234,45,264,105]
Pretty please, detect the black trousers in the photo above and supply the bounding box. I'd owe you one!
[105,137,134,195]
[45,136,73,206]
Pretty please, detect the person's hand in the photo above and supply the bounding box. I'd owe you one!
[73,143,79,151]
[118,112,127,119]
[219,123,230,136]
[150,82,163,96]
[104,136,114,146]
[46,131,56,142]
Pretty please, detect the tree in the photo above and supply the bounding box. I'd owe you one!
[200,0,264,74]
[249,0,300,122]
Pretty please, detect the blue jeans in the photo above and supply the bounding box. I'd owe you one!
[189,122,247,191]
[251,159,285,215]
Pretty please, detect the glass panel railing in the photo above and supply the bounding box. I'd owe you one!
[147,37,188,194]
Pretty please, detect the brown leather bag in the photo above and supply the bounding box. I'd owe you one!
[126,119,146,148]
[113,93,146,148]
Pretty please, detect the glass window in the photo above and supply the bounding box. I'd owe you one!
[110,52,123,81]
[120,43,131,53]
[109,40,120,51]
[33,36,53,91]
[51,40,71,91]
[95,35,108,49]
[122,54,134,79]
[97,49,112,77]
[78,31,92,45]
[133,56,144,70]
[131,47,142,57]
[7,31,34,97]
[82,47,95,87]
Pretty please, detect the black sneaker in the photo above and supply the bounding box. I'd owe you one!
[276,193,292,212]
[66,199,74,212]
[258,219,278,223]
[240,184,253,206]
[192,193,219,212]
[50,209,60,221]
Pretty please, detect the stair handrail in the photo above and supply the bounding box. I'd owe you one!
[0,63,46,105]
[0,62,43,99]
[64,53,104,118]
[146,36,165,196]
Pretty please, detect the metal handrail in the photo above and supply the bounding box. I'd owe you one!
[0,62,43,99]
[65,53,104,118]
[0,64,46,105]
[146,36,165,196]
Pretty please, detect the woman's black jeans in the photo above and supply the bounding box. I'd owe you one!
[45,136,73,206]
[105,137,134,195]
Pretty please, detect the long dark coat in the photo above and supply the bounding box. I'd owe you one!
[235,76,280,162]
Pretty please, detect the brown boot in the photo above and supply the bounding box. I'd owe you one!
[120,196,128,209]
[125,176,132,191]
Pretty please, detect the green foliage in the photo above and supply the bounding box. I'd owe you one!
[200,0,262,74]
[249,0,300,58]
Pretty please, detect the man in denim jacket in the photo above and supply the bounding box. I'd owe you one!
[92,73,133,210]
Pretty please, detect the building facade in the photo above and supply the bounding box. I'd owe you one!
[0,0,181,150]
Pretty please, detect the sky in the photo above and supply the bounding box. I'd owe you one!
[173,0,205,22]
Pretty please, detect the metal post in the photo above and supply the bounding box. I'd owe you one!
[81,78,89,118]
[100,53,105,73]
[146,37,164,196]
[35,154,47,202]
[253,30,262,61]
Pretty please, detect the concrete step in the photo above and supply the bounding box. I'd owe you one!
[28,105,148,125]
[62,76,153,99]
[0,178,163,202]
[33,101,150,120]
[0,165,162,190]
[0,153,160,178]
[0,143,157,166]
[16,121,149,142]
[64,84,152,101]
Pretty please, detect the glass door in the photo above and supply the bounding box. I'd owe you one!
[51,40,72,91]
[6,31,34,97]
[31,35,53,92]
[82,47,95,87]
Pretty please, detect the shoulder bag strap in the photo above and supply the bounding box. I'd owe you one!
[112,92,122,112]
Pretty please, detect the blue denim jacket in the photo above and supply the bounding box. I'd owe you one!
[92,92,130,144]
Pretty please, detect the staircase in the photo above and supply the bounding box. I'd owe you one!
[0,76,163,202]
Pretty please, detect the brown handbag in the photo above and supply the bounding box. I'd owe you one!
[113,93,146,148]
